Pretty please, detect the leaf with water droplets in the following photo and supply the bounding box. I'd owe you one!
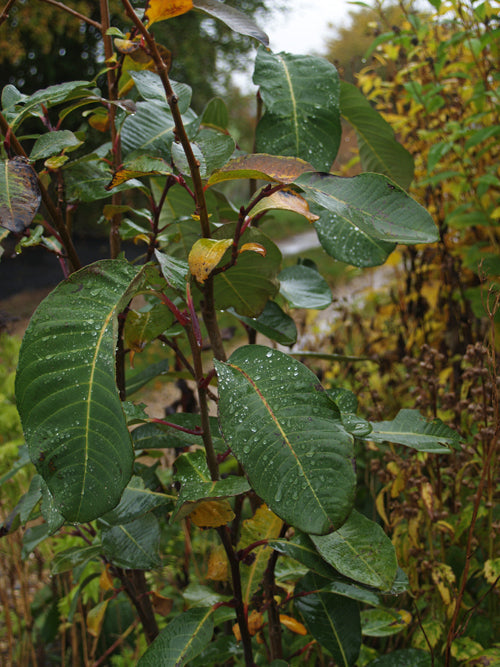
[215,345,356,535]
[16,260,145,523]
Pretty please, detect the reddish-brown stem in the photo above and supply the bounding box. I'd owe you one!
[39,0,101,29]
[151,418,203,435]
[100,0,123,258]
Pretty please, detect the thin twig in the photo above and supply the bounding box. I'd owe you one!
[38,0,102,29]
[0,0,17,26]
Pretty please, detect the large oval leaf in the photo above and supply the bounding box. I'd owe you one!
[15,260,143,523]
[340,81,414,190]
[311,510,398,590]
[101,513,161,570]
[137,607,213,667]
[296,171,438,267]
[278,264,332,310]
[295,571,361,666]
[193,0,268,46]
[254,48,341,171]
[215,346,355,535]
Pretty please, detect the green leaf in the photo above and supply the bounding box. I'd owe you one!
[125,360,169,398]
[238,504,283,605]
[64,159,143,203]
[20,474,43,522]
[268,532,340,580]
[311,510,398,590]
[16,260,143,523]
[172,450,250,521]
[365,649,432,666]
[137,607,213,667]
[131,71,192,111]
[254,49,341,171]
[124,304,174,352]
[278,264,332,309]
[30,130,82,161]
[155,250,190,291]
[101,476,173,525]
[0,157,41,233]
[295,571,361,666]
[172,128,235,179]
[101,513,161,569]
[361,608,410,637]
[340,81,414,189]
[215,346,355,534]
[368,409,460,452]
[295,171,438,267]
[51,545,101,574]
[212,225,281,317]
[201,97,228,131]
[40,480,65,533]
[193,0,268,46]
[227,300,297,346]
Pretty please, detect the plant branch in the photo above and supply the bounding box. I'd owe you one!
[0,0,17,26]
[0,111,81,271]
[120,0,210,236]
[100,0,123,259]
[218,527,255,667]
[38,0,102,29]
[113,568,159,645]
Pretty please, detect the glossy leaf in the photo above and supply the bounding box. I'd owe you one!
[207,153,313,187]
[248,188,319,223]
[120,101,176,157]
[30,130,82,160]
[361,608,411,637]
[137,607,213,667]
[201,97,228,131]
[278,264,332,309]
[212,225,281,317]
[106,156,173,190]
[172,450,249,521]
[171,128,235,179]
[312,510,398,590]
[368,409,460,453]
[51,545,101,574]
[16,260,143,523]
[238,504,283,606]
[189,238,233,284]
[227,300,297,346]
[365,649,432,666]
[215,346,355,534]
[64,159,143,203]
[296,172,438,266]
[155,250,190,291]
[190,499,235,528]
[268,532,339,580]
[131,72,192,111]
[101,476,173,525]
[124,305,174,352]
[254,48,341,171]
[193,0,268,46]
[101,513,161,570]
[340,81,414,189]
[0,157,41,233]
[295,571,361,666]
[145,0,193,26]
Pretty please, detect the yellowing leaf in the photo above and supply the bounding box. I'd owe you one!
[279,614,307,635]
[421,482,435,518]
[247,610,264,635]
[88,110,110,132]
[239,242,266,257]
[248,188,319,223]
[207,153,314,187]
[188,238,232,284]
[190,499,235,528]
[44,155,69,170]
[145,0,193,26]
[207,545,229,581]
[484,558,500,585]
[151,591,174,616]
[86,600,109,637]
[114,38,141,55]
[99,566,114,591]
